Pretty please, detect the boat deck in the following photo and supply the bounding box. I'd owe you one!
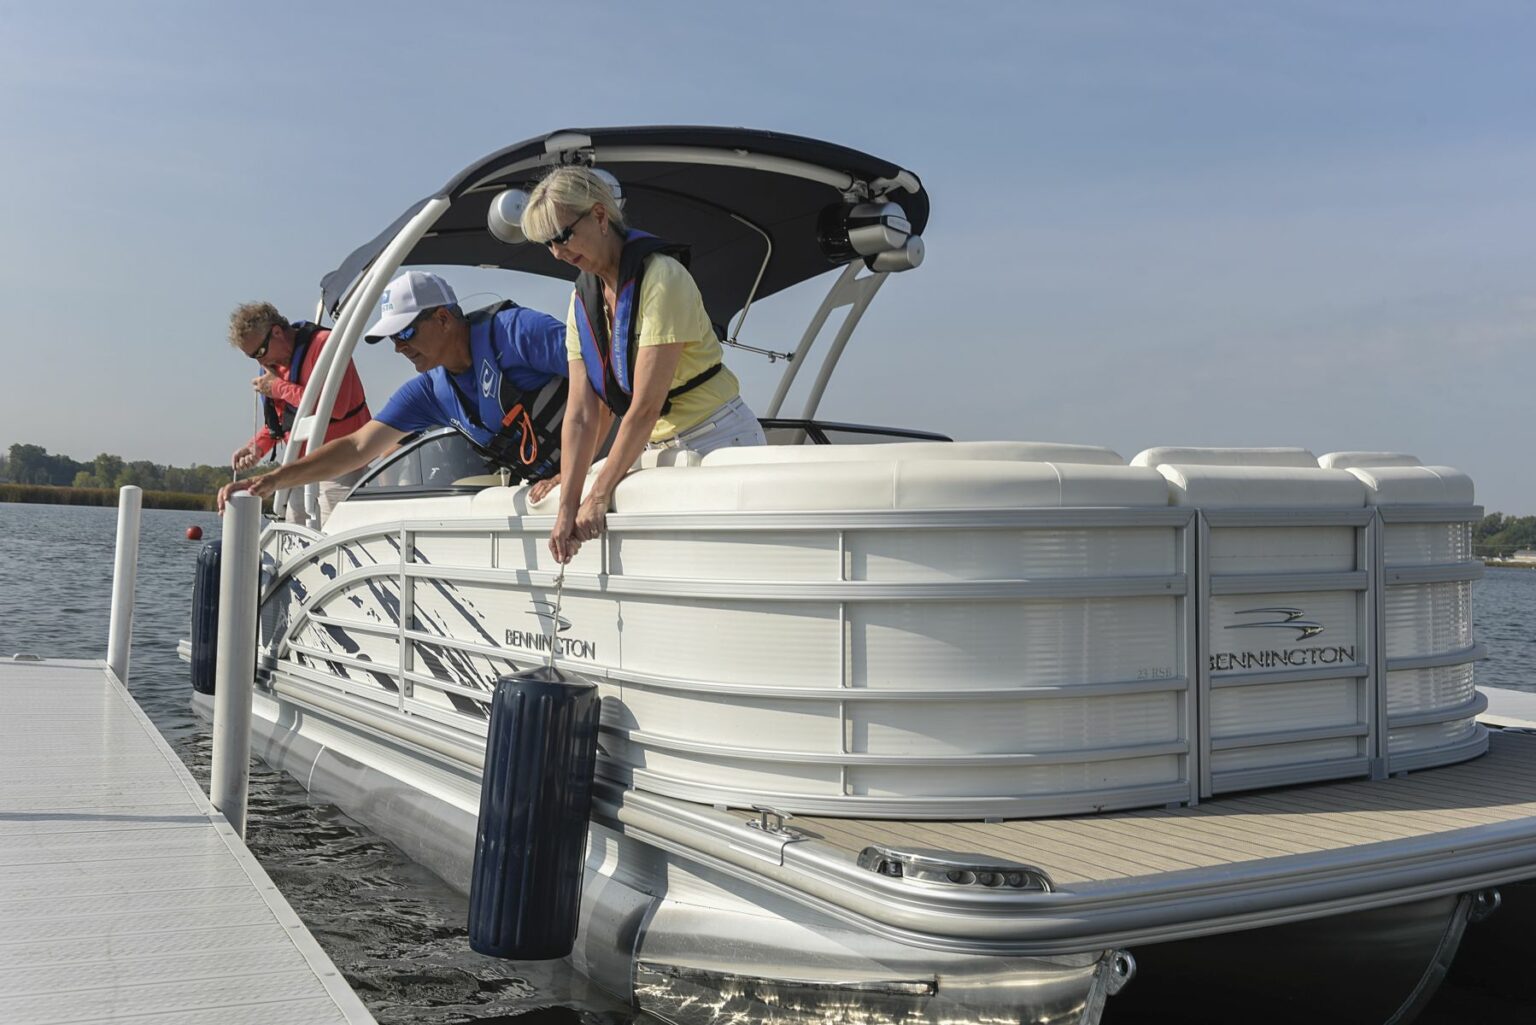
[603,723,1536,952]
[0,657,375,1025]
[795,727,1536,889]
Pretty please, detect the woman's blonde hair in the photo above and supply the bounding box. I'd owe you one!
[522,166,626,244]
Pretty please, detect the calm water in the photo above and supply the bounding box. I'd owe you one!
[0,503,632,1025]
[2,501,1532,1024]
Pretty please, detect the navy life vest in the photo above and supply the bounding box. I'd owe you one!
[262,322,368,442]
[441,302,568,481]
[573,232,722,418]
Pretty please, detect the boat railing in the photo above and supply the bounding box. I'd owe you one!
[253,472,1486,818]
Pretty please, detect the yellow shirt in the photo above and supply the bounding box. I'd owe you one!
[564,253,740,441]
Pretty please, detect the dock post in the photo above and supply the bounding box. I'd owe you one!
[105,485,143,684]
[211,492,261,836]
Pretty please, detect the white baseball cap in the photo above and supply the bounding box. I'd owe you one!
[363,270,459,342]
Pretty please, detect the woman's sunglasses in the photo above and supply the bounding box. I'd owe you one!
[541,207,592,249]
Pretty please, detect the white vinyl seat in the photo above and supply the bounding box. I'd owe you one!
[614,459,1169,513]
[1317,451,1422,470]
[703,440,1124,467]
[1131,446,1318,469]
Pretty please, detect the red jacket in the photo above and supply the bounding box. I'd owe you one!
[246,327,371,457]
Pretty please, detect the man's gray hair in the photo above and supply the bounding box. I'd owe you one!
[228,301,288,348]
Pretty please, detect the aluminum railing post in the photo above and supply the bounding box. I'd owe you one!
[105,486,142,684]
[210,493,261,836]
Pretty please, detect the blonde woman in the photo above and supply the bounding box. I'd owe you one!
[522,167,764,563]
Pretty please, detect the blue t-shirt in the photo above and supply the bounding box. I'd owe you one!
[376,305,568,439]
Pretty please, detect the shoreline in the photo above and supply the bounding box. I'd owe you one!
[0,483,212,511]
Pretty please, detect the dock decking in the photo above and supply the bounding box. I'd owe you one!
[0,657,376,1025]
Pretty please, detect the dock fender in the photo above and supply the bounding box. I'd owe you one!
[190,540,221,694]
[467,665,602,960]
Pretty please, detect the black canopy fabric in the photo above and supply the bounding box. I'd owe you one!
[319,126,928,327]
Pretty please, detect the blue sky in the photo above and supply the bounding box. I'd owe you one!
[4,2,1535,509]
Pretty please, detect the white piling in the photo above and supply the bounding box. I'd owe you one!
[105,486,142,684]
[211,493,261,836]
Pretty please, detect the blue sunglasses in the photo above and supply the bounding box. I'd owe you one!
[392,309,434,343]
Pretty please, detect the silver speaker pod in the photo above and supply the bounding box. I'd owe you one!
[487,189,531,244]
[846,201,912,257]
[866,236,925,273]
[817,200,912,264]
[591,167,625,211]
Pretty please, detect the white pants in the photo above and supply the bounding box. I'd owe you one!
[281,466,367,527]
[317,467,368,524]
[649,395,765,456]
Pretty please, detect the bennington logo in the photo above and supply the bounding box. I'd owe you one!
[1226,607,1324,640]
[505,600,596,659]
[1210,606,1354,672]
[525,600,570,634]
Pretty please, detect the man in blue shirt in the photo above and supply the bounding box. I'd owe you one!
[218,270,568,513]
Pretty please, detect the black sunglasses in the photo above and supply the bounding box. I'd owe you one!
[247,324,276,361]
[541,207,592,249]
[392,308,435,343]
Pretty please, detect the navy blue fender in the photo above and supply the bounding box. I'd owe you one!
[190,540,221,695]
[468,665,601,960]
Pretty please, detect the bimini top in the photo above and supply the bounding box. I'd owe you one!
[319,125,930,327]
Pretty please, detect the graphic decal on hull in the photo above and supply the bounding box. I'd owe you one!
[270,529,596,717]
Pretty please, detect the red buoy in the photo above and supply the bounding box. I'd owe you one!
[186,525,204,541]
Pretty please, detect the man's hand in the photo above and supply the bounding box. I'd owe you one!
[528,473,561,503]
[251,369,280,397]
[230,443,262,472]
[217,472,279,513]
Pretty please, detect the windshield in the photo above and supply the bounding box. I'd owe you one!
[350,429,496,497]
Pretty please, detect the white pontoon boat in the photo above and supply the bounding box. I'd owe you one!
[183,127,1536,1025]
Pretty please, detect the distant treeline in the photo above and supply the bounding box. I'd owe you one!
[2,443,234,496]
[1475,513,1536,559]
[0,483,212,511]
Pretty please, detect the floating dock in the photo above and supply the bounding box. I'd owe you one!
[0,656,376,1025]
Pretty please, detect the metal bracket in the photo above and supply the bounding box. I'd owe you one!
[722,338,795,363]
[746,805,805,840]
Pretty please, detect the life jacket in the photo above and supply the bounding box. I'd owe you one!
[573,231,722,418]
[262,323,368,442]
[440,302,567,480]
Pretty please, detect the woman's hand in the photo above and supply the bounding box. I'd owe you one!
[548,489,611,562]
[575,490,610,542]
[549,505,580,563]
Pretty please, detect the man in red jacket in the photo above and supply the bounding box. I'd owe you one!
[228,301,372,524]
